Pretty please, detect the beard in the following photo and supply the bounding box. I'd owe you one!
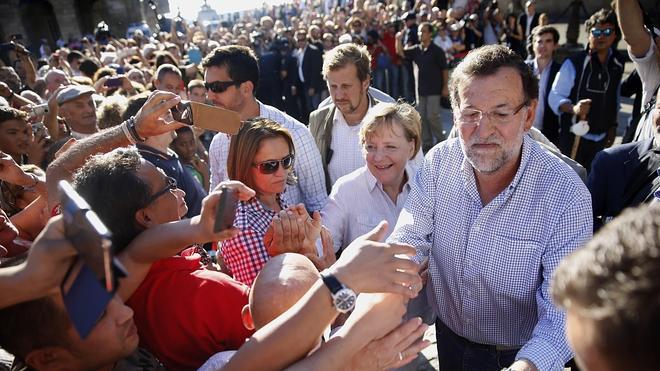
[460,124,525,175]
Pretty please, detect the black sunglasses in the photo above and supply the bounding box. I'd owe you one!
[253,154,295,174]
[146,176,177,205]
[205,80,243,93]
[590,28,614,38]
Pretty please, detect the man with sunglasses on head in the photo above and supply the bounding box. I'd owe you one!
[204,45,328,212]
[389,45,592,371]
[548,9,626,170]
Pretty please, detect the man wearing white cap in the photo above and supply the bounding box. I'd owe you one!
[56,85,99,138]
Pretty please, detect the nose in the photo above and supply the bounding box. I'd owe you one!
[175,187,186,199]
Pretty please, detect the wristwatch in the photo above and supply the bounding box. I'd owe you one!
[320,271,356,313]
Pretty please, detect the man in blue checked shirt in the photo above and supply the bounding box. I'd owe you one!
[388,45,592,371]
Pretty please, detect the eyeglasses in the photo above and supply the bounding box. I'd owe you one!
[204,80,244,93]
[457,101,529,127]
[590,28,614,38]
[253,154,295,174]
[146,176,177,205]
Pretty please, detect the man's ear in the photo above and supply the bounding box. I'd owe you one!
[241,81,254,98]
[524,99,538,131]
[25,347,74,370]
[135,208,154,229]
[241,304,255,330]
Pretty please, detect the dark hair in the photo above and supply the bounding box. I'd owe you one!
[0,296,71,359]
[585,8,621,41]
[552,204,660,369]
[66,50,84,64]
[0,105,28,126]
[78,58,101,79]
[155,63,182,81]
[531,25,560,44]
[122,93,149,121]
[155,51,179,68]
[419,22,435,37]
[202,45,260,94]
[449,44,538,109]
[73,148,151,252]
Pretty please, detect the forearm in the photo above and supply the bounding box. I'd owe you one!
[123,218,204,264]
[46,124,131,208]
[615,0,651,57]
[21,56,37,88]
[8,92,33,108]
[10,196,47,240]
[0,264,45,308]
[225,280,338,371]
[44,110,59,141]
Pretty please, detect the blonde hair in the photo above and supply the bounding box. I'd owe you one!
[360,101,421,159]
[322,43,371,82]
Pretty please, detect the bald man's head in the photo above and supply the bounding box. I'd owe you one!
[243,253,319,330]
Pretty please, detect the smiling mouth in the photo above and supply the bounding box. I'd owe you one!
[374,164,393,170]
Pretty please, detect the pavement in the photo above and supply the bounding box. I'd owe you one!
[406,22,635,370]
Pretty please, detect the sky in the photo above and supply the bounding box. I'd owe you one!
[168,0,289,21]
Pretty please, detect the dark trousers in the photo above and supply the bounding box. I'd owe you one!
[435,320,518,371]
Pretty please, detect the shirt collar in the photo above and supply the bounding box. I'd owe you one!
[460,134,535,203]
[364,163,415,193]
[333,94,374,125]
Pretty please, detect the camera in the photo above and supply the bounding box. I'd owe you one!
[29,103,49,117]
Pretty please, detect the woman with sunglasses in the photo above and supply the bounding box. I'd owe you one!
[221,118,297,285]
[322,102,421,253]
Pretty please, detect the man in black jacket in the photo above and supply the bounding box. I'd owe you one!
[293,29,323,121]
[526,26,562,146]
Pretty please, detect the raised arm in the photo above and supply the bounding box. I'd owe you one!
[615,0,652,58]
[223,222,422,371]
[46,91,184,209]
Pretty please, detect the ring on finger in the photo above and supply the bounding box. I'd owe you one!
[398,351,403,361]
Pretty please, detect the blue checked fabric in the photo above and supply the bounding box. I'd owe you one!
[388,135,593,371]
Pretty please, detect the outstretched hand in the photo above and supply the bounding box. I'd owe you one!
[328,221,421,297]
[133,90,186,138]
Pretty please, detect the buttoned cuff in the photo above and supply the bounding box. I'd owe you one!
[516,337,571,371]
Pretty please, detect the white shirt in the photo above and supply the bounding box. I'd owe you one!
[327,103,425,186]
[531,59,551,130]
[322,164,416,252]
[295,46,306,83]
[628,37,660,106]
[433,34,454,54]
[208,101,328,211]
[327,107,368,186]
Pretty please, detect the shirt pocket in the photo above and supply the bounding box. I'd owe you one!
[487,235,543,304]
[352,215,383,239]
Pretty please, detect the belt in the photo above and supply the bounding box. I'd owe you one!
[436,319,521,352]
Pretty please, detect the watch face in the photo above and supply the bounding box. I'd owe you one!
[335,288,356,312]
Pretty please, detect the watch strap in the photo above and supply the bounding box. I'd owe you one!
[320,271,344,294]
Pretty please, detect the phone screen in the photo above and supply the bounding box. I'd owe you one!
[58,180,126,292]
[214,186,238,232]
[170,101,193,125]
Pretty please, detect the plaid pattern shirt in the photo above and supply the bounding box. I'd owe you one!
[209,101,328,211]
[388,136,593,371]
[220,197,286,285]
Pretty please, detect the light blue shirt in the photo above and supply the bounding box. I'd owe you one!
[388,136,592,370]
[531,59,551,130]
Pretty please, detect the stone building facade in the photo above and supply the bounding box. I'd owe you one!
[0,0,169,52]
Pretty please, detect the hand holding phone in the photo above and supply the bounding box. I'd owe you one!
[170,100,193,125]
[213,185,238,233]
[104,76,123,88]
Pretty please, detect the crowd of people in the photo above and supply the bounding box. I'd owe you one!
[0,0,659,370]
